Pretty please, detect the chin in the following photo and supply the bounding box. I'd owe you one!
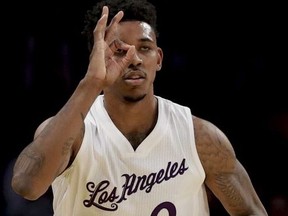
[123,94,146,103]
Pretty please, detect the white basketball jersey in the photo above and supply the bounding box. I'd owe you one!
[52,95,209,216]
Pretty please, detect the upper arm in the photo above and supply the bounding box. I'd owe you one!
[12,116,83,200]
[193,116,268,215]
[34,116,82,165]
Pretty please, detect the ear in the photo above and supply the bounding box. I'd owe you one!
[157,47,163,71]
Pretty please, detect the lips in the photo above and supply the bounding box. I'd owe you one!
[123,70,146,80]
[123,71,146,85]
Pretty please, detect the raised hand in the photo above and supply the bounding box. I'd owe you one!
[87,6,136,89]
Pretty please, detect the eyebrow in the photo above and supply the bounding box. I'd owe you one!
[139,37,154,43]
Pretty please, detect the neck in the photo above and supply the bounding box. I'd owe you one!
[103,95,158,149]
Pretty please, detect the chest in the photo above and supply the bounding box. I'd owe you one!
[124,131,150,150]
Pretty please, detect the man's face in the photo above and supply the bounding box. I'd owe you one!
[105,21,163,102]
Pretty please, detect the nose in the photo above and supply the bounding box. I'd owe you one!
[130,51,143,66]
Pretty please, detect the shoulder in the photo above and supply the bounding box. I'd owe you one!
[34,116,54,139]
[156,96,191,114]
[192,115,237,174]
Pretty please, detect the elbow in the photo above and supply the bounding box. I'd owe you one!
[11,174,44,201]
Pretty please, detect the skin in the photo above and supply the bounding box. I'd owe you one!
[11,6,268,216]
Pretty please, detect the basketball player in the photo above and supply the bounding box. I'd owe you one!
[11,0,268,215]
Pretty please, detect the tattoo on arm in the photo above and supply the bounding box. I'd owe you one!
[62,137,74,156]
[215,171,245,209]
[15,147,45,177]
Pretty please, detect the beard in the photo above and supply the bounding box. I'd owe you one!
[123,93,146,103]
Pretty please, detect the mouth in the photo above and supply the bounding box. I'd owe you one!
[124,76,145,85]
[123,71,146,85]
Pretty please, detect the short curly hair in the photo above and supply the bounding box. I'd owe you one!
[82,0,158,52]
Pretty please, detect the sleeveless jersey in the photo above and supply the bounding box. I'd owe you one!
[51,95,209,216]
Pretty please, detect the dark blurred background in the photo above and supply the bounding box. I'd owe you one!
[2,0,288,215]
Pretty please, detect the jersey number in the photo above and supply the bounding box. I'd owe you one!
[151,201,176,216]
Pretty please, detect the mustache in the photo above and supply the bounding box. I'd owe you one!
[122,69,146,79]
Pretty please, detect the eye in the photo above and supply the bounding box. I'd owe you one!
[115,49,124,53]
[115,49,126,56]
[140,46,150,51]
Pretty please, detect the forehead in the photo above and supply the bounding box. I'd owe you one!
[118,21,156,42]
